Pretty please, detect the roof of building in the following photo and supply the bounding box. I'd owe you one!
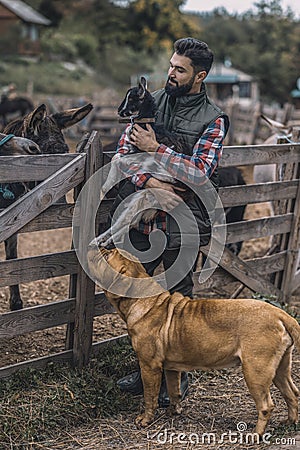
[206,63,254,84]
[0,0,51,25]
[291,89,300,98]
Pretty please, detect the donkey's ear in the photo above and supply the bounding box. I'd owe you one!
[138,76,147,99]
[27,104,47,134]
[52,103,93,129]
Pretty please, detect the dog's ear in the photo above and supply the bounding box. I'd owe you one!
[138,76,147,99]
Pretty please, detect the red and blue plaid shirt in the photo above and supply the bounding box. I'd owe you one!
[114,117,226,234]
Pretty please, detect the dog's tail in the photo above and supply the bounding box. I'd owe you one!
[280,310,300,350]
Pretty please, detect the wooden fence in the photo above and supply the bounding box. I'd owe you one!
[0,130,299,378]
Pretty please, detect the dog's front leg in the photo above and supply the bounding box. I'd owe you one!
[165,370,182,415]
[135,365,162,427]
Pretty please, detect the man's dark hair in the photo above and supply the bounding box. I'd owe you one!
[174,37,214,74]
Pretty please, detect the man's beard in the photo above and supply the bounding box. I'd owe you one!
[164,74,195,97]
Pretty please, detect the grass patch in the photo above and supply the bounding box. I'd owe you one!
[0,58,102,97]
[0,338,139,448]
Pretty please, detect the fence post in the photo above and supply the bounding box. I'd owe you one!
[71,131,102,368]
[280,128,300,302]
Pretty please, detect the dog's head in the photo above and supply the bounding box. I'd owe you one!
[87,245,162,299]
[88,245,147,277]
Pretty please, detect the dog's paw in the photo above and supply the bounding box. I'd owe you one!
[280,418,298,426]
[135,413,153,428]
[167,403,182,416]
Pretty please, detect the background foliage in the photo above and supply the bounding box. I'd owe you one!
[2,0,300,103]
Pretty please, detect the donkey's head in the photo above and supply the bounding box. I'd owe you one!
[0,133,40,156]
[118,77,156,120]
[4,103,93,154]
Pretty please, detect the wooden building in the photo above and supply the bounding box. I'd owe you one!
[205,62,259,105]
[0,0,50,56]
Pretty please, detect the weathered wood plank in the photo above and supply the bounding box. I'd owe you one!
[0,335,127,379]
[292,269,300,294]
[221,143,300,167]
[0,292,113,339]
[0,204,74,233]
[0,250,78,287]
[72,135,99,369]
[0,154,79,182]
[280,174,300,301]
[219,180,298,207]
[224,213,293,244]
[193,251,287,292]
[0,350,73,378]
[18,204,75,233]
[201,242,282,298]
[0,153,85,243]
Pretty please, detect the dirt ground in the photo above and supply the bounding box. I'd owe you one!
[0,165,299,449]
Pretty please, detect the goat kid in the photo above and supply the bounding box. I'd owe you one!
[97,77,195,247]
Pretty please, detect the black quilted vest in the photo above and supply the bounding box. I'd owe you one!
[151,84,229,247]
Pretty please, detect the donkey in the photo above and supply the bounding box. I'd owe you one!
[2,102,93,310]
[0,96,34,126]
[99,77,246,254]
[0,133,41,207]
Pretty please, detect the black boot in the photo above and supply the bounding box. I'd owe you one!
[117,370,143,395]
[117,370,189,406]
[158,372,189,408]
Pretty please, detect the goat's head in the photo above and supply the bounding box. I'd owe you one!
[4,103,93,154]
[118,76,155,119]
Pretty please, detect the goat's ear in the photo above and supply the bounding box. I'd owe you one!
[138,76,147,99]
[140,76,147,90]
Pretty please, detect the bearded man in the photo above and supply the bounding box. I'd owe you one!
[108,37,230,406]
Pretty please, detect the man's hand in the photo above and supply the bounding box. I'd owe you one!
[144,177,182,212]
[129,124,159,152]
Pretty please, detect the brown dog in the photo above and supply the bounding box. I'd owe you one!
[87,245,300,436]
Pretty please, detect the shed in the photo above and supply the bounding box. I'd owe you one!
[0,0,51,55]
[290,78,300,109]
[205,63,259,104]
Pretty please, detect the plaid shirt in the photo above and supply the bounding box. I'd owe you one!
[114,117,226,234]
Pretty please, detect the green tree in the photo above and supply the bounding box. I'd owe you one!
[249,0,299,104]
[125,0,196,53]
[39,0,63,27]
[194,1,300,104]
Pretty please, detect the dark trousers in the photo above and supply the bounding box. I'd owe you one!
[123,228,196,297]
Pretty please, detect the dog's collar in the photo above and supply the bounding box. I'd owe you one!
[118,117,156,124]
